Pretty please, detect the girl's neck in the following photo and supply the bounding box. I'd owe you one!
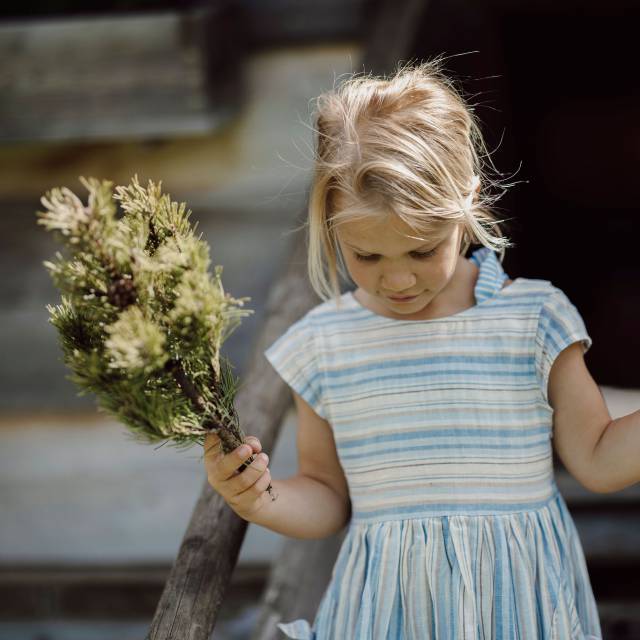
[423,256,479,319]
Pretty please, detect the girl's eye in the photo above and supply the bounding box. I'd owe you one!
[354,253,379,262]
[411,250,436,259]
[354,249,437,262]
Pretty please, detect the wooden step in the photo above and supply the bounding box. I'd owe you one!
[0,7,243,143]
[0,563,267,619]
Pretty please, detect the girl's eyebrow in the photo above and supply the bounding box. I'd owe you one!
[343,240,437,254]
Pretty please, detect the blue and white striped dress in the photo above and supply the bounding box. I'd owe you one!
[264,247,602,640]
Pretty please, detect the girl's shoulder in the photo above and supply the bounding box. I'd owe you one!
[502,275,572,307]
[513,276,553,294]
[290,293,358,328]
[508,276,590,351]
[263,293,367,373]
[264,295,347,351]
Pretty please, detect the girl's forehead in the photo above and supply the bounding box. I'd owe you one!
[335,216,453,248]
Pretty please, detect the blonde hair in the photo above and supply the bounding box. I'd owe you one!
[306,57,514,304]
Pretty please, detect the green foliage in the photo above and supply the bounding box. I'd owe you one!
[38,175,253,451]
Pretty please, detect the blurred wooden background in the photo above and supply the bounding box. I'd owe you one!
[0,0,638,638]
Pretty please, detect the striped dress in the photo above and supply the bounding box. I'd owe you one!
[264,247,602,640]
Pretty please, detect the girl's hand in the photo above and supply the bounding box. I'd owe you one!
[203,433,272,519]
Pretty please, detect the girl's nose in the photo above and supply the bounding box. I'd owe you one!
[381,270,417,292]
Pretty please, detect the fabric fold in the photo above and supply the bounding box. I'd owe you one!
[276,492,601,639]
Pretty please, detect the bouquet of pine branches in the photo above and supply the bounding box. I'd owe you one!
[37,176,272,493]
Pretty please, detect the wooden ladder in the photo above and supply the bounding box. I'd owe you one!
[145,2,429,638]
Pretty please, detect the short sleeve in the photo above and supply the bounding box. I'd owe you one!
[264,315,326,419]
[535,286,592,407]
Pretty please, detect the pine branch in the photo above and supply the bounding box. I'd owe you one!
[37,176,255,458]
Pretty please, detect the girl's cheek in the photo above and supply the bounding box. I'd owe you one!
[363,263,380,283]
[351,267,370,288]
[431,257,453,280]
[347,259,369,282]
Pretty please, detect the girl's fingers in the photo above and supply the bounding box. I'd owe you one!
[227,454,270,503]
[233,465,271,505]
[244,436,262,454]
[207,443,256,484]
[204,433,261,459]
[204,434,264,487]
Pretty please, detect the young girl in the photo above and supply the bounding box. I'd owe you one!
[205,59,638,639]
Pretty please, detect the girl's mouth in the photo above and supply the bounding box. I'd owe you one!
[388,294,418,302]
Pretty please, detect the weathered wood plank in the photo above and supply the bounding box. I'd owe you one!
[0,6,243,142]
[0,563,265,619]
[242,0,372,49]
[147,222,322,639]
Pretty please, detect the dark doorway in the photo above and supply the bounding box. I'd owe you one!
[409,0,640,387]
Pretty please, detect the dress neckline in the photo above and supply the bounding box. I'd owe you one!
[345,247,517,323]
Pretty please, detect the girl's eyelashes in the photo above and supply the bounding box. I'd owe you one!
[354,249,437,262]
[411,250,437,259]
[354,253,379,262]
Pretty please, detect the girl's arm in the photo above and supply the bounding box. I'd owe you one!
[245,474,350,539]
[245,390,352,539]
[549,341,640,493]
